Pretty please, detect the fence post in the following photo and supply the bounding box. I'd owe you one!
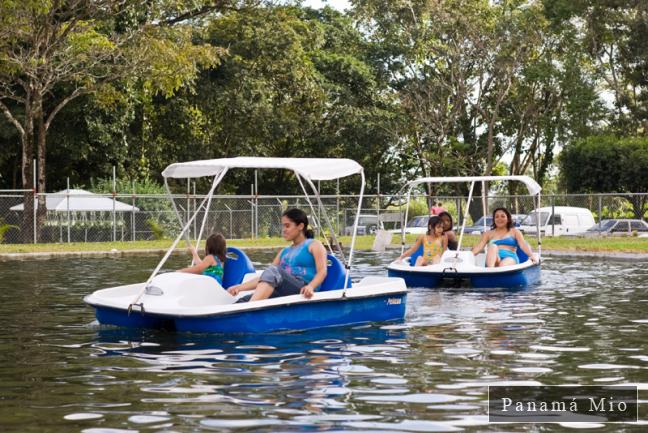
[598,195,603,234]
[376,173,381,224]
[132,181,136,241]
[112,166,117,242]
[67,177,71,243]
[551,195,555,237]
[250,184,254,239]
[225,204,233,238]
[192,181,197,241]
[336,179,340,235]
[33,158,37,244]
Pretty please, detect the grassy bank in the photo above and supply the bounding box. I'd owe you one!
[1,234,648,255]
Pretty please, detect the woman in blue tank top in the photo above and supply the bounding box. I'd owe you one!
[227,208,327,301]
[472,207,538,267]
[178,233,226,285]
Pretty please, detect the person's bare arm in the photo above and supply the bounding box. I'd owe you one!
[179,255,214,274]
[398,236,423,260]
[515,229,538,263]
[472,232,489,255]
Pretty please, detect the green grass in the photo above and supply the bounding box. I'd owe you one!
[1,234,648,254]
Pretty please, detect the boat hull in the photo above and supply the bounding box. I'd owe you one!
[388,263,540,290]
[174,292,407,333]
[91,292,406,333]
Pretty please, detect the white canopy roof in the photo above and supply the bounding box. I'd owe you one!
[10,189,139,212]
[162,157,363,181]
[405,175,542,196]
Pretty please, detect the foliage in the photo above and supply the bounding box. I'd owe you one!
[559,135,648,218]
[147,218,167,240]
[0,219,19,243]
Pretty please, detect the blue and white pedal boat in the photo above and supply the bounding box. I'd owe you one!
[84,157,407,332]
[387,175,543,290]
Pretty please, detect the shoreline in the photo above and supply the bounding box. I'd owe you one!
[3,245,647,262]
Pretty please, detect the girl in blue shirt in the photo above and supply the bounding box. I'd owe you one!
[228,208,327,301]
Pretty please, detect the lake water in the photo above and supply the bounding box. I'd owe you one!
[1,250,647,432]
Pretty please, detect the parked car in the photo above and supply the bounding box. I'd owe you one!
[582,219,648,237]
[463,216,493,235]
[344,214,384,236]
[462,214,525,235]
[518,206,595,236]
[389,215,429,235]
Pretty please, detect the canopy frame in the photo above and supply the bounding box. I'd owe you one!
[397,175,542,262]
[128,157,365,312]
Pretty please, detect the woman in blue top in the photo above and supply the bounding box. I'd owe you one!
[179,233,226,285]
[228,208,327,301]
[471,207,538,267]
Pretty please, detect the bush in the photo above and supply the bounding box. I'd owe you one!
[0,219,19,243]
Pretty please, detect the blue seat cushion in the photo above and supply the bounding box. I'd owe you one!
[409,244,424,267]
[319,254,352,292]
[516,243,530,263]
[222,247,256,289]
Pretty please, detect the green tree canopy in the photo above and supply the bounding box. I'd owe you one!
[559,135,648,218]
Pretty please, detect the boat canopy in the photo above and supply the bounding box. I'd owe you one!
[404,175,541,196]
[162,157,363,181]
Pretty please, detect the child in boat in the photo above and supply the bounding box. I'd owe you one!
[398,216,447,266]
[179,233,227,285]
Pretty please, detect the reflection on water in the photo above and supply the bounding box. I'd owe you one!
[1,251,647,432]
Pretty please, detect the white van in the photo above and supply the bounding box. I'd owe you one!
[518,206,595,237]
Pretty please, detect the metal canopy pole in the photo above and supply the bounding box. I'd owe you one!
[481,180,487,232]
[455,181,476,254]
[301,174,345,264]
[295,173,335,256]
[130,174,225,312]
[400,185,413,255]
[344,170,365,291]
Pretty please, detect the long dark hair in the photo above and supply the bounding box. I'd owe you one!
[491,207,514,230]
[427,216,443,236]
[205,233,227,262]
[282,208,314,239]
[438,211,453,232]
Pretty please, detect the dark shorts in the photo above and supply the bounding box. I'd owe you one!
[259,265,306,298]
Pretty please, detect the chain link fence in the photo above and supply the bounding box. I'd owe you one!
[0,190,646,244]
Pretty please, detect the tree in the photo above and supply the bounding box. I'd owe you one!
[559,135,648,218]
[0,0,222,241]
[543,0,648,135]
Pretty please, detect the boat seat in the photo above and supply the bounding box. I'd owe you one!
[516,242,530,262]
[409,244,424,266]
[222,247,256,289]
[319,254,352,292]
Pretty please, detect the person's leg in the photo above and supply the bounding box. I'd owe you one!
[250,281,275,301]
[431,254,441,264]
[498,258,517,267]
[251,265,283,301]
[497,249,519,267]
[415,256,427,266]
[486,244,499,267]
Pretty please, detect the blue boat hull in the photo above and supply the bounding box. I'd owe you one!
[95,306,175,329]
[388,265,540,290]
[176,293,407,333]
[92,292,407,333]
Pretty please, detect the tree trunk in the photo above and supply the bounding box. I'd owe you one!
[21,95,35,244]
[36,92,47,243]
[21,134,34,244]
